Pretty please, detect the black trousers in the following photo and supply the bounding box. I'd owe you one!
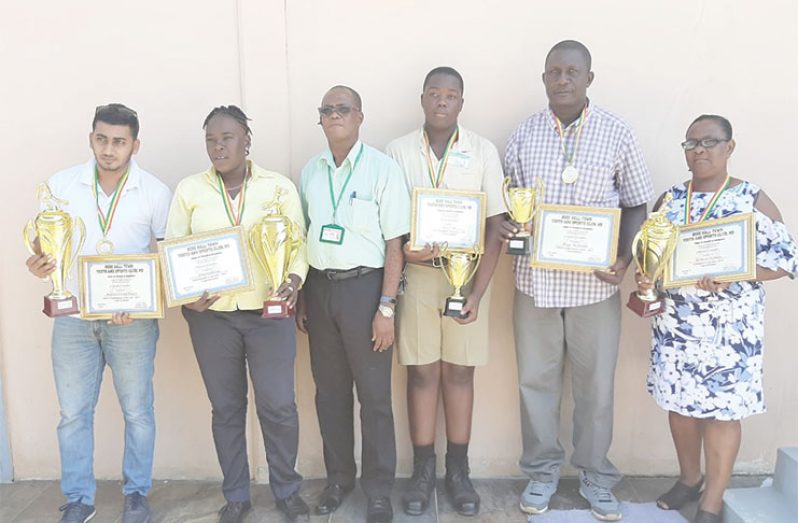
[182,308,302,502]
[304,268,396,498]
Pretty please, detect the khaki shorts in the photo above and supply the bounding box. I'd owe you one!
[396,263,491,367]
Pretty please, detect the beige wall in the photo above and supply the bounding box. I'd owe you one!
[2,0,797,482]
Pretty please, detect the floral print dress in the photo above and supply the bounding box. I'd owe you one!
[646,180,798,420]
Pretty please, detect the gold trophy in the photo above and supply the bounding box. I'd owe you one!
[434,244,482,317]
[248,188,304,319]
[23,183,86,317]
[502,176,544,255]
[626,193,678,317]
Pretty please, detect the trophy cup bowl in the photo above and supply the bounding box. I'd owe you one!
[23,184,86,317]
[626,194,678,318]
[434,245,481,318]
[249,214,303,319]
[502,176,543,255]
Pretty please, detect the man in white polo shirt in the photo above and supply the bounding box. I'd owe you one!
[25,104,171,523]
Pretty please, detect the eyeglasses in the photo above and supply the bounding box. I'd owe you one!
[318,105,360,118]
[681,138,728,151]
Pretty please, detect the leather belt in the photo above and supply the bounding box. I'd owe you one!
[313,266,380,281]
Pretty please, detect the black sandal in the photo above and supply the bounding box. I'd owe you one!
[656,477,704,510]
[693,509,721,523]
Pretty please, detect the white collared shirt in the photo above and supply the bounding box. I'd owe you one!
[45,157,172,298]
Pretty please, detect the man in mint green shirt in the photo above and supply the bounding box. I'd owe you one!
[296,85,409,523]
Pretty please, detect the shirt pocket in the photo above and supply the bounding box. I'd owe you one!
[350,196,380,236]
[573,162,615,206]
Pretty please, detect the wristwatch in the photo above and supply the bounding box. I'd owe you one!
[380,295,397,305]
[378,304,395,319]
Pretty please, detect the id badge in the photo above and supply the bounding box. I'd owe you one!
[319,224,345,244]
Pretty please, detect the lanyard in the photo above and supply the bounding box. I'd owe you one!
[93,167,129,237]
[327,143,364,221]
[553,105,588,167]
[217,164,250,226]
[423,127,459,188]
[684,175,730,224]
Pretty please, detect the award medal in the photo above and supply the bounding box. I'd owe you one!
[561,165,580,184]
[321,143,364,245]
[684,175,731,224]
[423,127,459,189]
[554,105,588,184]
[217,163,251,227]
[93,167,130,254]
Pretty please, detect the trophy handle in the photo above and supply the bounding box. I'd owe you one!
[501,176,513,216]
[433,243,455,286]
[630,229,645,275]
[64,217,86,276]
[248,225,270,279]
[284,220,305,285]
[23,220,37,255]
[464,251,482,291]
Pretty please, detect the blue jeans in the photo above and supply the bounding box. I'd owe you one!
[51,316,158,505]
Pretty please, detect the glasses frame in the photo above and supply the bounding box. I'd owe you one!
[681,138,729,151]
[317,105,360,118]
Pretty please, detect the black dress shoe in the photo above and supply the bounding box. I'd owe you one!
[315,483,354,515]
[276,493,310,521]
[445,455,480,517]
[403,455,436,515]
[218,501,251,523]
[366,496,393,523]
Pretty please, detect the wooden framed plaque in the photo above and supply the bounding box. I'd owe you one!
[78,253,163,320]
[409,188,486,253]
[664,213,756,288]
[531,204,621,271]
[157,226,255,307]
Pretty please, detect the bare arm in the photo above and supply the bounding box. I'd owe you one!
[371,236,403,351]
[456,215,503,324]
[595,202,647,285]
[754,190,790,281]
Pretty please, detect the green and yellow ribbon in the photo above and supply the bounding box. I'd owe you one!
[685,175,730,224]
[423,127,459,188]
[93,167,130,237]
[217,165,250,226]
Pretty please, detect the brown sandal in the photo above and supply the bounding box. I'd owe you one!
[656,477,704,510]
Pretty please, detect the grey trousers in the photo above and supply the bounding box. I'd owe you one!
[513,290,622,488]
[304,268,396,498]
[182,308,302,502]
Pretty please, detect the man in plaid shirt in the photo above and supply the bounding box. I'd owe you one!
[502,40,654,521]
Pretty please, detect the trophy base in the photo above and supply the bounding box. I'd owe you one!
[443,297,467,318]
[262,300,293,319]
[506,236,531,256]
[43,295,80,317]
[626,291,664,318]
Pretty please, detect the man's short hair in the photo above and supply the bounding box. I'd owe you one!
[328,85,362,111]
[545,40,592,70]
[93,103,140,139]
[423,66,464,94]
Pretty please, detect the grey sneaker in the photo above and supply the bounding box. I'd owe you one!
[578,474,622,521]
[123,493,150,523]
[519,479,557,514]
[59,502,96,523]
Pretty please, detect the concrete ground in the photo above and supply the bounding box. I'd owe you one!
[0,476,767,522]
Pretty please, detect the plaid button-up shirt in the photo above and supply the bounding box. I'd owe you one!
[504,104,654,308]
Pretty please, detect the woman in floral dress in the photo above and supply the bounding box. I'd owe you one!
[636,115,797,523]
